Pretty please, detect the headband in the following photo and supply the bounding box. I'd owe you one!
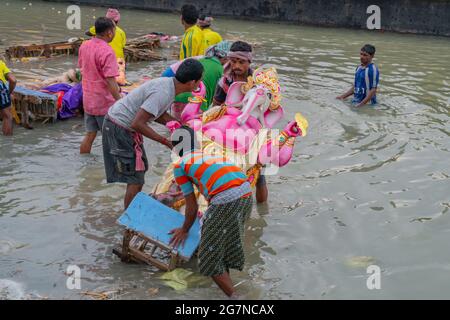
[227,51,253,63]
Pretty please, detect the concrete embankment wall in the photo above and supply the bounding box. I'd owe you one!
[45,0,450,36]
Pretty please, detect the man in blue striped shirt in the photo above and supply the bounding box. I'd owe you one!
[337,44,380,107]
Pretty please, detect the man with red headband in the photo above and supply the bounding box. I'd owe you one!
[212,41,268,204]
[213,41,253,106]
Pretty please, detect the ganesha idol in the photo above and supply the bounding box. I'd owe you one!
[152,67,308,211]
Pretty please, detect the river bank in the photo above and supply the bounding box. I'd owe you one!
[45,0,450,36]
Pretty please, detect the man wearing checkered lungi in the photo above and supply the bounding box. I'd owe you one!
[169,127,253,297]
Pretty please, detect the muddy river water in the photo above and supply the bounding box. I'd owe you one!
[0,0,449,299]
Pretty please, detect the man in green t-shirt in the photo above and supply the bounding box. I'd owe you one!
[198,49,226,110]
[162,41,231,112]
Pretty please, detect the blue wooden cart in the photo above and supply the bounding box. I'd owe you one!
[113,192,201,271]
[11,86,58,127]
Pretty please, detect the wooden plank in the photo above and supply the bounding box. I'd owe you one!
[128,247,170,271]
[149,244,158,256]
[5,36,162,61]
[121,229,133,262]
[112,247,142,265]
[134,231,175,253]
[168,253,179,271]
[138,240,148,251]
[5,41,82,59]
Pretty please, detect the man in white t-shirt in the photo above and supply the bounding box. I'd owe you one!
[102,59,204,209]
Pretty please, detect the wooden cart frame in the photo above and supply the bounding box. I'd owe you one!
[113,229,190,272]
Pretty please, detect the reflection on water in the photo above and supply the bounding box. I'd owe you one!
[1,0,450,299]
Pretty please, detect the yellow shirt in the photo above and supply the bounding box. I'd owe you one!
[0,60,11,84]
[180,25,205,60]
[89,25,127,59]
[202,28,223,53]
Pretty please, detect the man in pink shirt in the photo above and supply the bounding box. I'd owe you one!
[78,17,121,154]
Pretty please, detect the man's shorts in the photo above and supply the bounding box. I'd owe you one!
[256,174,266,187]
[102,117,148,185]
[85,113,105,133]
[0,103,11,111]
[0,83,11,110]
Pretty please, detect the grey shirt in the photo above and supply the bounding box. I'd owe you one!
[108,77,175,129]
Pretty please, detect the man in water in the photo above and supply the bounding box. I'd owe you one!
[212,41,269,204]
[179,4,204,60]
[102,59,204,209]
[0,59,16,136]
[86,8,128,85]
[169,126,253,297]
[212,41,253,106]
[198,15,223,53]
[78,17,121,154]
[337,44,380,107]
[162,41,232,112]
